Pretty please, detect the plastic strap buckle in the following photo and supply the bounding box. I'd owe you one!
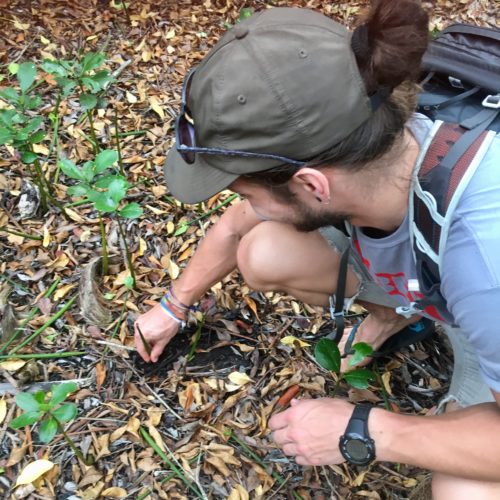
[482,94,500,109]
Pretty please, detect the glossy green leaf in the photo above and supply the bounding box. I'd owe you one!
[314,338,341,373]
[119,202,143,219]
[81,76,102,93]
[8,62,19,75]
[92,70,114,89]
[33,391,46,404]
[81,52,106,73]
[80,93,97,110]
[123,275,135,289]
[348,342,374,367]
[81,161,95,183]
[0,87,20,104]
[26,95,42,110]
[174,224,189,236]
[59,159,84,181]
[29,130,46,144]
[41,60,68,77]
[343,369,376,389]
[24,116,43,132]
[16,392,41,412]
[0,128,12,145]
[67,185,89,197]
[94,174,125,189]
[17,62,37,93]
[9,411,41,428]
[107,178,127,203]
[88,190,118,212]
[55,77,76,96]
[94,149,118,172]
[49,381,77,406]
[39,417,58,443]
[0,109,16,127]
[20,151,38,164]
[239,7,254,21]
[51,403,77,423]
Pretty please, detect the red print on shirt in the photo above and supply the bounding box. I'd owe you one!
[353,239,444,321]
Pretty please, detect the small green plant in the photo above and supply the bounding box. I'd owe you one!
[60,149,142,282]
[315,336,376,395]
[0,62,52,211]
[9,382,89,463]
[42,52,114,153]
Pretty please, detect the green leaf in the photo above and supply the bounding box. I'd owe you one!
[59,159,84,181]
[94,174,125,189]
[81,52,105,73]
[107,178,128,203]
[94,150,118,172]
[80,93,97,110]
[0,128,12,145]
[314,338,341,373]
[26,95,42,110]
[15,392,41,412]
[348,342,374,367]
[81,76,102,93]
[29,130,46,144]
[38,417,58,443]
[92,70,114,88]
[41,60,68,77]
[55,77,76,96]
[0,109,16,127]
[20,151,38,164]
[0,87,20,104]
[8,62,19,75]
[49,381,78,406]
[119,202,143,219]
[51,403,77,423]
[123,275,135,289]
[17,62,37,93]
[239,7,254,21]
[174,224,188,236]
[9,411,41,428]
[23,116,43,134]
[81,161,96,183]
[88,190,118,213]
[343,369,376,389]
[33,391,46,404]
[67,184,89,197]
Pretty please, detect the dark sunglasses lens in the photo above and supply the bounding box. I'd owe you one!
[177,116,195,164]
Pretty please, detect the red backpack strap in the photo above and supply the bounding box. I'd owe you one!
[412,122,491,322]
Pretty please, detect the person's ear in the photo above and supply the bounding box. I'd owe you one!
[291,167,330,203]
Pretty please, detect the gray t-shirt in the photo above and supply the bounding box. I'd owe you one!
[352,114,500,392]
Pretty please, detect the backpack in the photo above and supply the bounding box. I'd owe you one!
[405,23,500,323]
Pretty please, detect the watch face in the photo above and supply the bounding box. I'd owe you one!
[344,438,369,460]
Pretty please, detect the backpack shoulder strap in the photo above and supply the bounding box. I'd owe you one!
[409,121,496,321]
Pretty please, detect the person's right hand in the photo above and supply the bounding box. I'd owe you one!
[134,303,181,362]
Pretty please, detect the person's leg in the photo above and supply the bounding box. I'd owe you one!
[431,325,499,500]
[236,221,415,352]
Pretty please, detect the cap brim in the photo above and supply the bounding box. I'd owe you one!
[164,148,240,204]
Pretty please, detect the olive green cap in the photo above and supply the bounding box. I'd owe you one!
[164,7,372,203]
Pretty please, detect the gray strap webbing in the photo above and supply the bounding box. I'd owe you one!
[439,109,499,169]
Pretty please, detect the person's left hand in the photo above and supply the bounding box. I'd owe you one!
[268,397,354,465]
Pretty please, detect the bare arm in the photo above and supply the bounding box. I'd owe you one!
[135,199,261,361]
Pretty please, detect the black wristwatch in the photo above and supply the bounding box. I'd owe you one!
[339,405,376,466]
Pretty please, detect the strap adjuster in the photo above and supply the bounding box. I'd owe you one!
[482,94,500,109]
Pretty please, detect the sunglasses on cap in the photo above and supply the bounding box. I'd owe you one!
[175,68,307,167]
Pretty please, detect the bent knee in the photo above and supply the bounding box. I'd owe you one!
[236,221,285,290]
[432,473,500,500]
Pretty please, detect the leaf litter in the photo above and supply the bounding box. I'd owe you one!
[0,0,494,499]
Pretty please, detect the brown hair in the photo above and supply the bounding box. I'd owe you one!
[243,0,429,198]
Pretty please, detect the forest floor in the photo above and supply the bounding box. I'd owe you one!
[0,1,496,499]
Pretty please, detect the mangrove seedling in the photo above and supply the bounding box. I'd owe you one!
[315,335,376,396]
[0,62,52,211]
[60,149,142,282]
[9,382,90,463]
[41,52,114,153]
